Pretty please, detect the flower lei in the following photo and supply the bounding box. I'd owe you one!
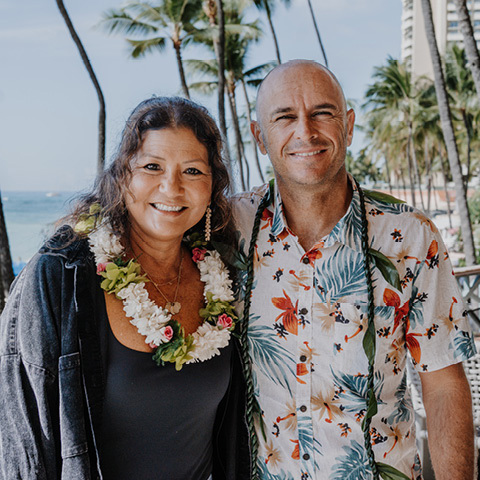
[75,205,237,370]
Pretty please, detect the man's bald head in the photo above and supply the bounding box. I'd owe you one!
[255,60,347,127]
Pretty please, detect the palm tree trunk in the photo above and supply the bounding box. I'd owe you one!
[173,41,190,99]
[263,0,281,64]
[384,154,393,195]
[55,0,106,177]
[213,1,227,139]
[461,109,471,194]
[241,78,265,183]
[210,0,233,177]
[226,85,247,190]
[453,0,480,101]
[306,0,328,67]
[0,193,14,312]
[406,138,417,207]
[439,145,453,229]
[410,134,426,211]
[421,0,476,264]
[400,167,407,198]
[424,137,432,214]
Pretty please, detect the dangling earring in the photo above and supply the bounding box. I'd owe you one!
[205,205,212,242]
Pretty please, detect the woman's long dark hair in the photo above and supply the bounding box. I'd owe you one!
[61,96,234,246]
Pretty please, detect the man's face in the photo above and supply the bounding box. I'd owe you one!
[251,64,355,191]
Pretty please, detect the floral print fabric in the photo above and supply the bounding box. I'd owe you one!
[233,179,475,480]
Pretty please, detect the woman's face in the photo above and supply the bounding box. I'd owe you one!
[125,127,212,245]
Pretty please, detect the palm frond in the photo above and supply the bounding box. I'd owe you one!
[127,37,166,58]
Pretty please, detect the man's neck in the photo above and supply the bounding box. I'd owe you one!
[277,174,353,252]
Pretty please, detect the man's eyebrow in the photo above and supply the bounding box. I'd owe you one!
[270,103,339,117]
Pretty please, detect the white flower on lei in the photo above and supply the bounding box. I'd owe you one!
[197,251,235,302]
[88,222,235,368]
[89,225,123,264]
[187,323,231,363]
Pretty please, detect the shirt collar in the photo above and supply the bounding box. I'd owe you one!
[269,174,363,253]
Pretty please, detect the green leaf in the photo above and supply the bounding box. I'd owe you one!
[377,462,411,480]
[370,248,402,291]
[362,320,376,365]
[361,389,378,429]
[363,189,406,204]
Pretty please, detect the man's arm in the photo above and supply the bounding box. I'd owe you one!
[419,362,475,480]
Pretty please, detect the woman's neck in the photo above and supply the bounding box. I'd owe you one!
[127,228,184,279]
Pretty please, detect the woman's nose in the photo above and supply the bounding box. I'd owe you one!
[159,170,183,196]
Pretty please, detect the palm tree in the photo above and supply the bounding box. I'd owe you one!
[0,193,14,313]
[188,1,270,189]
[445,45,478,192]
[100,0,203,99]
[363,58,426,209]
[251,0,291,64]
[452,0,480,101]
[56,0,106,176]
[420,0,476,265]
[306,0,328,67]
[202,1,228,145]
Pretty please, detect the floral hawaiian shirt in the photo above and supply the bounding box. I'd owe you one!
[233,178,476,480]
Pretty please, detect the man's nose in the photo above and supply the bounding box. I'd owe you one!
[295,116,317,141]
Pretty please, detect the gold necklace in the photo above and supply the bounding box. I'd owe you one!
[145,251,184,314]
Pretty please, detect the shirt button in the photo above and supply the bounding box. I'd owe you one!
[299,355,307,362]
[303,453,310,460]
[300,405,307,412]
[299,308,308,315]
[302,257,310,264]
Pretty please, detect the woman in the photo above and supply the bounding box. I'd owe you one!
[0,97,251,479]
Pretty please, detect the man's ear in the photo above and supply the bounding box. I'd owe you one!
[251,121,267,155]
[346,109,355,147]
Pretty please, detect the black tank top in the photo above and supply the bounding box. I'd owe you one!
[100,321,232,480]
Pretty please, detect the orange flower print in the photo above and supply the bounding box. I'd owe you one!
[260,208,273,230]
[405,318,422,364]
[425,239,439,269]
[272,290,299,335]
[383,288,409,334]
[290,439,300,460]
[301,248,323,267]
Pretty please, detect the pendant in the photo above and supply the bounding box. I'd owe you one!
[166,302,181,314]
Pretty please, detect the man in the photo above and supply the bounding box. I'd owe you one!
[233,60,475,479]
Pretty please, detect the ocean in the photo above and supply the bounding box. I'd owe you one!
[2,191,77,274]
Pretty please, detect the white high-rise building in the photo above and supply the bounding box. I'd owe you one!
[401,0,480,78]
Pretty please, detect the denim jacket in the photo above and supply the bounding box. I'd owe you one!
[0,227,251,479]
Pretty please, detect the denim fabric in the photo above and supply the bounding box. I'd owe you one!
[0,227,251,480]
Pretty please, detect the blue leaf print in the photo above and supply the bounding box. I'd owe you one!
[297,415,323,474]
[248,324,296,394]
[330,440,372,480]
[386,370,412,424]
[257,461,295,480]
[315,246,367,302]
[364,195,414,215]
[331,369,385,413]
[451,330,476,360]
[342,193,364,251]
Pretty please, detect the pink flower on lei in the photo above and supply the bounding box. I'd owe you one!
[217,314,233,329]
[96,263,107,274]
[192,247,207,263]
[163,325,174,340]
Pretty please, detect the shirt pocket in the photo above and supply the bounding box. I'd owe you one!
[331,303,404,377]
[58,352,89,458]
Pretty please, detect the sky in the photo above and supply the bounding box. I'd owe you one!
[0,0,402,192]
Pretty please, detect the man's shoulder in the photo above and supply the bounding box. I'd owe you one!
[231,184,270,248]
[231,184,269,206]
